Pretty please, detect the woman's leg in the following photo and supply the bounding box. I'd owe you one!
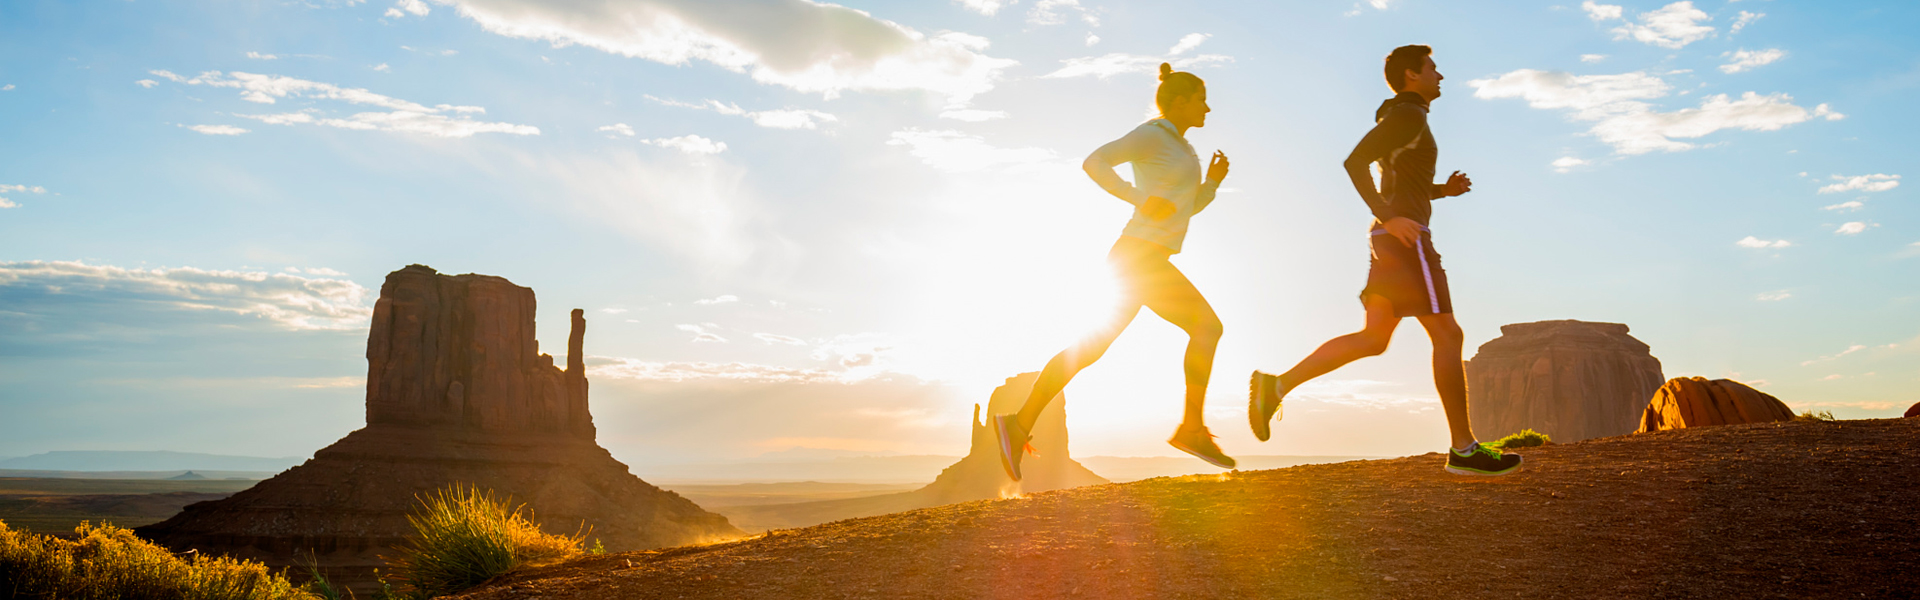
[1014,301,1142,431]
[1134,259,1223,429]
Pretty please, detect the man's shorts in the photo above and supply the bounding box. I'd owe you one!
[1360,227,1452,318]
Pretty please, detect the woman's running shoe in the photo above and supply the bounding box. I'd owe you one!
[993,414,1032,481]
[1168,424,1237,469]
[1444,442,1523,476]
[1248,370,1285,442]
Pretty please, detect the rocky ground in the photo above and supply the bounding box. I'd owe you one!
[453,418,1919,599]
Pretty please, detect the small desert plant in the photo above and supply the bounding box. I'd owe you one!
[1796,410,1836,422]
[382,485,585,598]
[1488,429,1552,449]
[0,518,317,600]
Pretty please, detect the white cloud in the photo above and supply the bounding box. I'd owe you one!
[753,332,807,346]
[676,323,728,343]
[1823,200,1863,212]
[1551,156,1592,172]
[1471,69,1832,155]
[0,260,372,331]
[1756,290,1791,301]
[0,184,47,194]
[1731,10,1764,35]
[136,79,159,88]
[1044,51,1233,79]
[1801,344,1867,366]
[373,63,391,72]
[1813,103,1845,121]
[1736,236,1790,248]
[1085,33,1100,47]
[589,356,850,383]
[0,199,15,209]
[938,108,1009,122]
[435,0,1016,105]
[390,0,429,17]
[952,0,1004,16]
[643,134,728,155]
[235,112,317,125]
[694,294,740,305]
[888,129,1058,173]
[1168,33,1210,56]
[644,95,838,130]
[150,69,538,138]
[1580,54,1607,63]
[597,123,636,137]
[1,84,13,91]
[600,308,628,314]
[1835,222,1868,235]
[1029,0,1098,26]
[1610,1,1715,49]
[1819,174,1900,194]
[808,333,897,372]
[1720,48,1785,74]
[1582,1,1623,21]
[246,51,279,60]
[187,124,250,135]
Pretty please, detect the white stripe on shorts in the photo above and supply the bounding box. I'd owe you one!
[1415,238,1439,313]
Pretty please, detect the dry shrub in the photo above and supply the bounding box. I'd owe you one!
[383,485,584,598]
[1488,429,1552,450]
[0,519,315,600]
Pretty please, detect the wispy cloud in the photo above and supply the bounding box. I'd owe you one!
[1028,0,1099,26]
[1736,236,1790,249]
[0,184,46,209]
[753,333,807,346]
[888,129,1058,173]
[1801,344,1867,366]
[676,323,728,343]
[1819,174,1900,194]
[1167,33,1210,55]
[385,0,429,18]
[1823,200,1863,212]
[597,123,635,137]
[1730,10,1764,35]
[644,95,838,130]
[1756,290,1791,301]
[150,69,538,138]
[1471,69,1838,155]
[951,0,1005,16]
[642,134,727,155]
[1603,1,1716,49]
[186,124,249,135]
[1581,1,1623,22]
[434,0,1016,105]
[1720,48,1785,74]
[0,260,372,331]
[1835,221,1868,235]
[1044,51,1232,79]
[1552,156,1592,172]
[1580,54,1607,64]
[694,294,739,305]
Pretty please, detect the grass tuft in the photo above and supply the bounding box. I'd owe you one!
[382,485,585,599]
[1795,410,1836,422]
[0,518,317,600]
[1488,429,1552,450]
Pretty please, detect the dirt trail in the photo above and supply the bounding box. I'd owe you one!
[454,419,1919,599]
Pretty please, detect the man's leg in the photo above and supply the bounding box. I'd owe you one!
[1273,294,1401,396]
[1414,312,1475,450]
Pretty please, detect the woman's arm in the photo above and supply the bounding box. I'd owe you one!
[1083,129,1151,207]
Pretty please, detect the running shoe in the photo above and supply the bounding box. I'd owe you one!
[992,414,1032,481]
[1444,442,1523,476]
[1168,424,1236,469]
[1248,370,1285,442]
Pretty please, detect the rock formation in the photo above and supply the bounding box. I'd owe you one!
[918,372,1109,502]
[139,265,741,591]
[1906,402,1919,418]
[1464,320,1665,443]
[1635,377,1794,433]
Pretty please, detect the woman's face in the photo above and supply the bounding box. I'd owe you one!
[1167,86,1210,129]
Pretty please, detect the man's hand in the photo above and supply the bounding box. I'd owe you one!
[1142,195,1177,221]
[1207,150,1230,184]
[1442,170,1472,197]
[1383,216,1423,247]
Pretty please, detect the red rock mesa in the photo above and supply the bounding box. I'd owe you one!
[1465,320,1665,442]
[1636,377,1794,433]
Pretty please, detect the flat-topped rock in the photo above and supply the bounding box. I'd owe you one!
[1636,377,1794,432]
[1465,320,1665,442]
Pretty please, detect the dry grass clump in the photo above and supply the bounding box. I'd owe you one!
[1488,428,1552,450]
[382,485,585,599]
[0,519,316,600]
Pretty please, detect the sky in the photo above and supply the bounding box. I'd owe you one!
[2,0,1916,471]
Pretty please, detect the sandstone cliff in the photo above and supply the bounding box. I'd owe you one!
[919,372,1109,502]
[1635,377,1793,433]
[1906,402,1919,418]
[1465,320,1664,443]
[139,265,742,591]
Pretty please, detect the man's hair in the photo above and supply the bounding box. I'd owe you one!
[1383,45,1432,92]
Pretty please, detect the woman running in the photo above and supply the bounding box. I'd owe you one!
[994,62,1233,480]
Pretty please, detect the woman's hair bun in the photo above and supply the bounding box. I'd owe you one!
[1158,62,1174,80]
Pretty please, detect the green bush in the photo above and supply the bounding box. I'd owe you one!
[1488,429,1552,449]
[382,485,584,599]
[0,519,317,600]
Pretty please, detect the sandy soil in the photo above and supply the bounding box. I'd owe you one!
[452,418,1919,599]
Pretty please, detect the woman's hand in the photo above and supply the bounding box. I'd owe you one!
[1207,150,1230,184]
[1142,195,1178,220]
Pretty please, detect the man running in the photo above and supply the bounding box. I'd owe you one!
[1248,45,1522,476]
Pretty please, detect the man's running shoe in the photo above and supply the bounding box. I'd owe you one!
[1444,442,1523,476]
[992,414,1032,481]
[1168,424,1237,469]
[1248,370,1285,442]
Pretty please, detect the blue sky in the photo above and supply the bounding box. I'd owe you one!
[2,0,1915,469]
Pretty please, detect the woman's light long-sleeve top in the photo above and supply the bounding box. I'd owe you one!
[1084,118,1220,254]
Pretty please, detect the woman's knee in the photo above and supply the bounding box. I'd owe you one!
[1189,315,1224,342]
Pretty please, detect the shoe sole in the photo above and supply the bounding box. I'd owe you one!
[1168,438,1237,469]
[1444,457,1525,476]
[992,414,1022,482]
[1248,371,1277,442]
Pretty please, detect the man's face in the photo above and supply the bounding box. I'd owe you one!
[1407,56,1444,101]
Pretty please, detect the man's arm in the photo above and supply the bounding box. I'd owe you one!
[1341,104,1426,222]
[1430,171,1471,199]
